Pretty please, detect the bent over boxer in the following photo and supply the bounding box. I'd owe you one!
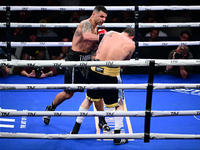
[71,28,136,145]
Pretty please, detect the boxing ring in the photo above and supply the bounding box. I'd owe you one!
[0,5,200,150]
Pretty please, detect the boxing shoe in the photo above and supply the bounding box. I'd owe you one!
[43,104,56,125]
[114,138,128,145]
[70,122,81,134]
[113,129,128,145]
[98,116,111,131]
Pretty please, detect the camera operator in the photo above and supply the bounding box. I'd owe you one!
[165,45,193,79]
[20,51,57,78]
[20,67,57,78]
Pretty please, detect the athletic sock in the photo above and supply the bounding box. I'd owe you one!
[71,107,88,134]
[114,110,124,130]
[76,106,88,124]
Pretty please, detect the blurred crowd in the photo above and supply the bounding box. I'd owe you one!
[0,0,200,77]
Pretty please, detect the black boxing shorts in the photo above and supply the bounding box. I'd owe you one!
[64,48,92,94]
[86,59,121,108]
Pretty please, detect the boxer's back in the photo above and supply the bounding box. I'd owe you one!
[96,31,135,61]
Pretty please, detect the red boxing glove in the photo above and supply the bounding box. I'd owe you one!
[98,29,107,35]
[98,29,107,43]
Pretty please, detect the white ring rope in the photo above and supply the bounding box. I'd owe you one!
[138,41,200,47]
[139,5,200,11]
[0,132,200,139]
[1,110,200,117]
[1,41,200,47]
[1,5,200,141]
[1,6,134,11]
[1,22,200,28]
[0,59,200,67]
[0,83,200,90]
[1,6,200,11]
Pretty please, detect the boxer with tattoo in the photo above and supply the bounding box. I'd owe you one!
[43,5,110,131]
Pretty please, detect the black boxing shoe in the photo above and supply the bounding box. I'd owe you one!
[70,122,81,134]
[113,138,128,145]
[113,129,128,145]
[98,116,111,131]
[43,104,56,125]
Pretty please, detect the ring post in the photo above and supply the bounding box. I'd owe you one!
[134,5,139,60]
[144,60,155,142]
[6,6,11,61]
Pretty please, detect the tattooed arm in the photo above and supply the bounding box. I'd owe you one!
[81,21,98,42]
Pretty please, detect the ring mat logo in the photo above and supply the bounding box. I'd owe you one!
[171,89,200,96]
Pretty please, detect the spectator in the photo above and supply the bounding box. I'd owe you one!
[48,37,70,74]
[79,2,89,22]
[69,11,80,22]
[49,37,70,60]
[164,30,193,64]
[0,47,19,75]
[79,11,89,22]
[20,50,57,78]
[140,28,160,60]
[145,29,168,38]
[10,25,28,61]
[12,25,29,42]
[18,11,27,23]
[20,66,57,78]
[121,11,134,23]
[144,15,168,38]
[145,23,168,37]
[179,30,191,41]
[46,11,62,23]
[44,0,62,36]
[165,45,193,79]
[140,28,164,74]
[21,32,47,60]
[146,28,160,41]
[140,11,167,38]
[37,19,58,37]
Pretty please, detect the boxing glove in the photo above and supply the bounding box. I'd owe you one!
[98,29,107,44]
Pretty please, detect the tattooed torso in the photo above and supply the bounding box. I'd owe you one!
[72,20,97,53]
